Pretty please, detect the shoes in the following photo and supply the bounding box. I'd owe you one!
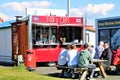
[59,73,64,77]
[71,74,75,79]
[87,77,96,80]
[89,78,96,80]
[94,71,101,77]
[64,72,69,77]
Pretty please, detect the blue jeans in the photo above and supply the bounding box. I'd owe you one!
[68,65,77,78]
[88,64,96,78]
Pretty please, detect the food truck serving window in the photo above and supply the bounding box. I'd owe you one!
[32,24,57,45]
[59,26,83,43]
[31,15,83,48]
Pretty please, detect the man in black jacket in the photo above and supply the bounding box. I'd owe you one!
[100,42,113,69]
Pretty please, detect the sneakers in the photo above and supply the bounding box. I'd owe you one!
[64,72,69,77]
[87,77,96,80]
[71,74,75,79]
[89,78,96,80]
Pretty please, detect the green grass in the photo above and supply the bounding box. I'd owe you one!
[0,64,68,80]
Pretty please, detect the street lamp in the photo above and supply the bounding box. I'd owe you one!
[67,0,70,16]
[83,15,87,44]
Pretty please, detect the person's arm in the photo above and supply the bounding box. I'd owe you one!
[100,50,105,59]
[100,53,103,59]
[116,50,120,58]
[65,51,69,62]
[88,52,93,64]
[106,49,112,60]
[112,50,117,54]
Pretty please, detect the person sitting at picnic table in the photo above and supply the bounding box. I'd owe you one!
[94,41,104,59]
[57,44,71,77]
[78,43,96,79]
[66,44,79,78]
[89,45,96,58]
[100,42,113,70]
[113,45,120,65]
[112,45,120,74]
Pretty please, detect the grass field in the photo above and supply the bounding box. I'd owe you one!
[1,64,120,80]
[0,64,68,80]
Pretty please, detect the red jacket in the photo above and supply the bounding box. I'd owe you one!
[113,49,120,65]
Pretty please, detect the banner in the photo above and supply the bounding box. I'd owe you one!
[32,15,83,25]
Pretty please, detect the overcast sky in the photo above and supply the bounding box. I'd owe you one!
[0,0,119,26]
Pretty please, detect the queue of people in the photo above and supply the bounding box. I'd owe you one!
[58,41,120,79]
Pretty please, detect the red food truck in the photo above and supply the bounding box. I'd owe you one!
[11,15,84,70]
[30,15,84,62]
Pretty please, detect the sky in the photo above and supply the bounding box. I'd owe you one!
[0,0,120,26]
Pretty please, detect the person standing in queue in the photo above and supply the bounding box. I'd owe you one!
[78,43,96,79]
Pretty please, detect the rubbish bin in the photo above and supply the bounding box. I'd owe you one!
[25,50,36,71]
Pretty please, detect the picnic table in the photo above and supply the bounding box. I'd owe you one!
[56,65,88,80]
[56,59,108,80]
[93,59,107,78]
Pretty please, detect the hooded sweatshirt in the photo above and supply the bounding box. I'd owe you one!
[78,50,92,67]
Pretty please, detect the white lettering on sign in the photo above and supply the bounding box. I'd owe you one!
[59,17,69,24]
[47,16,55,23]
[32,15,83,24]
[28,57,32,61]
[76,18,81,23]
[34,16,39,21]
[28,55,32,61]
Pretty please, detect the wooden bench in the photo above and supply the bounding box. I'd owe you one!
[56,65,88,80]
[107,65,116,71]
